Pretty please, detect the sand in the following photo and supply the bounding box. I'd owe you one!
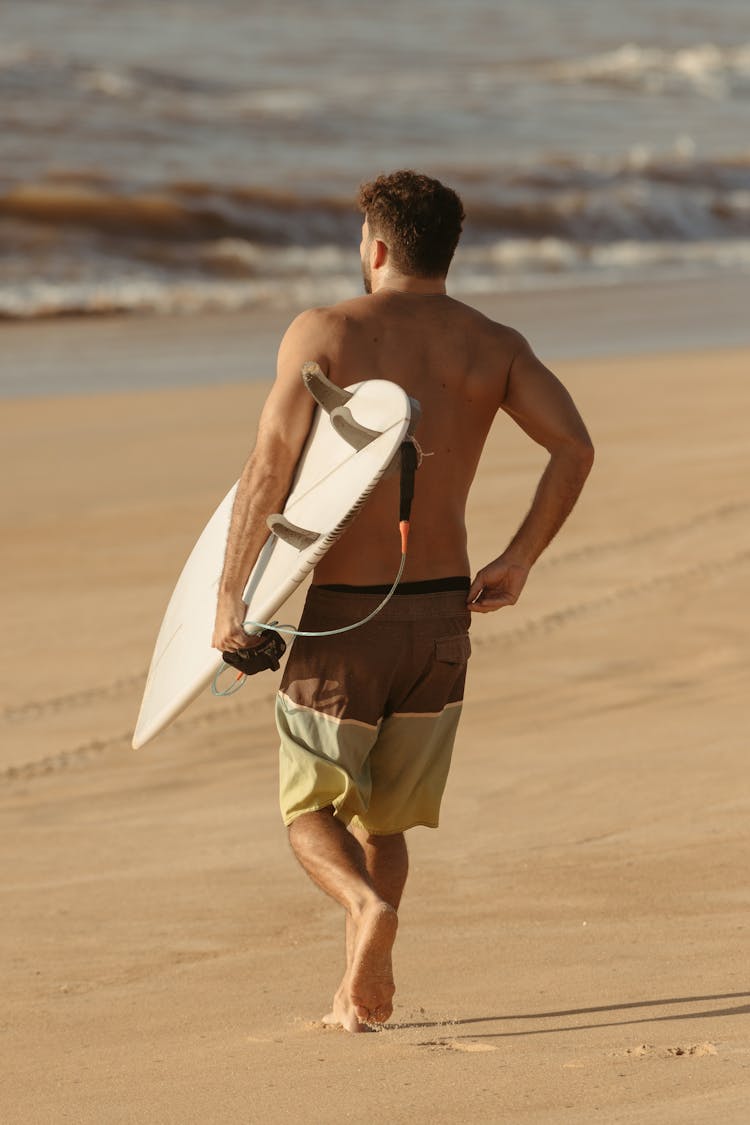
[2,304,749,1124]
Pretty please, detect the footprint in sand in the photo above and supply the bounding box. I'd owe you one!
[665,1042,718,1057]
[419,1038,497,1053]
[617,1042,718,1059]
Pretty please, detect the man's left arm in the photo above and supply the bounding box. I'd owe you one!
[212,309,330,652]
[468,336,594,613]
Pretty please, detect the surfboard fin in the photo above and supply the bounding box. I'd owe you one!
[301,362,353,412]
[302,361,421,452]
[267,513,320,550]
[329,405,382,450]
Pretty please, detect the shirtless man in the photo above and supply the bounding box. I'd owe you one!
[212,171,594,1033]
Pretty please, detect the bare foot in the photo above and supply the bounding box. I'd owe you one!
[321,984,375,1034]
[349,901,398,1026]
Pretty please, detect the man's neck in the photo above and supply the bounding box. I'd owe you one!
[372,274,447,297]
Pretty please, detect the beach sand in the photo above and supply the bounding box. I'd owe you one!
[2,305,749,1123]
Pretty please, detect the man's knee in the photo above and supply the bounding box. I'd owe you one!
[352,825,408,857]
[350,823,396,847]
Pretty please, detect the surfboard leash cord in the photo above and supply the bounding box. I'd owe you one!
[211,549,408,696]
[212,439,417,697]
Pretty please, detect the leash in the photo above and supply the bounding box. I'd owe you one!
[212,440,418,695]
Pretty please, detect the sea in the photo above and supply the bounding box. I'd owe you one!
[2,0,750,319]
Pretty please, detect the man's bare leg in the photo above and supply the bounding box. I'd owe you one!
[323,827,409,1030]
[288,808,399,1032]
[355,826,409,911]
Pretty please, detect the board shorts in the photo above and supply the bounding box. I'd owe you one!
[276,580,471,835]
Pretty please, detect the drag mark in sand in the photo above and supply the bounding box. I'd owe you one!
[535,499,750,575]
[473,545,750,653]
[0,679,278,783]
[1,673,147,723]
[0,729,133,782]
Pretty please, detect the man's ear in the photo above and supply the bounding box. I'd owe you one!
[372,238,388,270]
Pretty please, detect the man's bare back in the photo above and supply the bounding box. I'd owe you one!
[302,290,514,586]
[264,283,593,602]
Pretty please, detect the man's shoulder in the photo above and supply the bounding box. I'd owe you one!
[448,296,523,337]
[284,298,369,337]
[440,298,526,360]
[283,296,526,357]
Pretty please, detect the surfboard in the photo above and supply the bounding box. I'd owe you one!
[132,363,418,749]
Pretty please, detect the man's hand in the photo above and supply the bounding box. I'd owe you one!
[467,556,529,613]
[212,595,261,652]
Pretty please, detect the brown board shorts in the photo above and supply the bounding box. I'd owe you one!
[276,582,471,835]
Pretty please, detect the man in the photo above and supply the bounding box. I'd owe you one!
[212,170,594,1033]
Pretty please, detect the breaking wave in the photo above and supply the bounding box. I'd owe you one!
[2,151,750,319]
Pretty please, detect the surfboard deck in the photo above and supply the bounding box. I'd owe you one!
[132,368,416,749]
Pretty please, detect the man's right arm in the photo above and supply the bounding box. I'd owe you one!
[468,335,594,612]
[211,308,331,651]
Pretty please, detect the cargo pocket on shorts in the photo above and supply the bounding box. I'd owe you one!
[434,633,472,666]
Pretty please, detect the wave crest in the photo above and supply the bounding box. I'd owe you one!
[2,149,750,319]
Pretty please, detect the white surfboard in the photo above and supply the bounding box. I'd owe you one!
[132,364,417,749]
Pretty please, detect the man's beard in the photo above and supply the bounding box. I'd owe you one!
[361,256,372,294]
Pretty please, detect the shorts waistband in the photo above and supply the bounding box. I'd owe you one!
[316,575,470,596]
[303,584,471,623]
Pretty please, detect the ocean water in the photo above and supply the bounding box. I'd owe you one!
[1,0,749,318]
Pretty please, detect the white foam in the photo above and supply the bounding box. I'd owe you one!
[461,238,580,272]
[451,236,750,297]
[548,42,750,98]
[5,233,750,320]
[76,67,137,98]
[590,238,750,271]
[0,272,358,320]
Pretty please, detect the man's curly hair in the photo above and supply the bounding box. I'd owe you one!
[357,170,465,278]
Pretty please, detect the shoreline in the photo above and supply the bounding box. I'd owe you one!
[2,271,750,398]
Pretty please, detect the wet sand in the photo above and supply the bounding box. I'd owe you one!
[2,302,749,1123]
